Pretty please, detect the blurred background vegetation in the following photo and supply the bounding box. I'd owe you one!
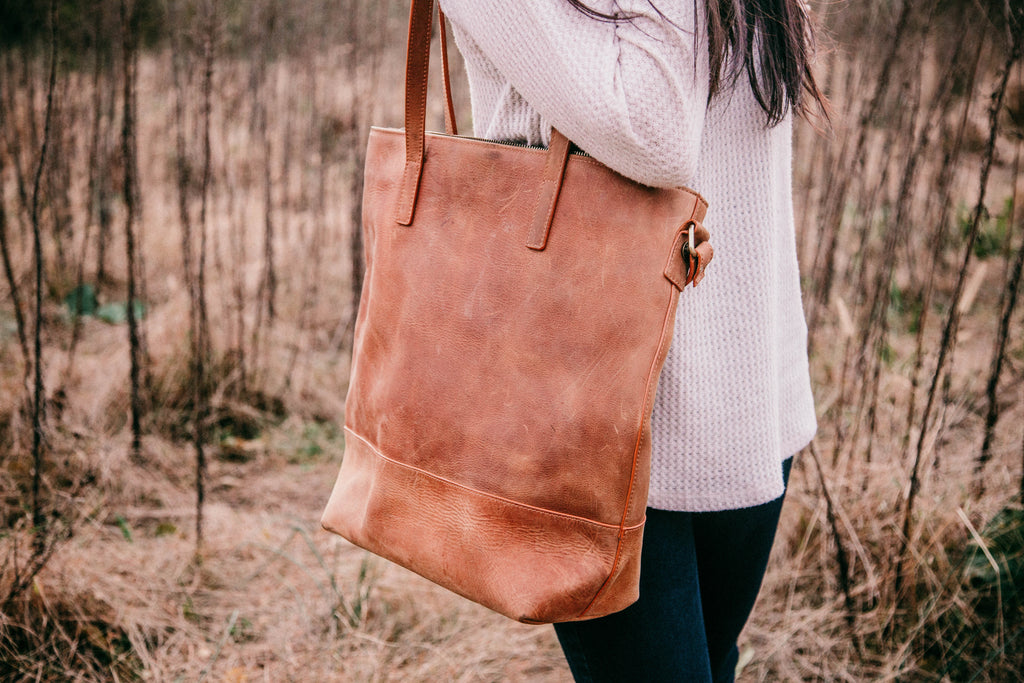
[1,0,1023,680]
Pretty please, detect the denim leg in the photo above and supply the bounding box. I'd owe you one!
[692,458,793,683]
[553,459,793,683]
[554,508,713,683]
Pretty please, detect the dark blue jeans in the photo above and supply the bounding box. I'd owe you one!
[554,458,793,683]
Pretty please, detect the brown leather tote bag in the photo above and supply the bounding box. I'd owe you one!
[321,0,712,624]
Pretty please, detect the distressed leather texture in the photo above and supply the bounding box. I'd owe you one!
[321,0,712,624]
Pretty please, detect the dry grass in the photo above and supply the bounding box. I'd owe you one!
[2,429,568,681]
[2,0,1024,680]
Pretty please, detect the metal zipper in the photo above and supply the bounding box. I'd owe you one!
[434,131,591,157]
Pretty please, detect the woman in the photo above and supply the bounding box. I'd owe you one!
[436,1,827,680]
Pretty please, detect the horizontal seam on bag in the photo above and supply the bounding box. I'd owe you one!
[344,426,644,532]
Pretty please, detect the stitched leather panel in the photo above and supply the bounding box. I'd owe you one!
[526,129,571,250]
[350,128,701,526]
[322,430,640,622]
[580,523,645,619]
[326,125,708,622]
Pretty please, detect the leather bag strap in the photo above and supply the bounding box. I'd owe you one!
[395,0,435,226]
[438,7,457,136]
[527,129,571,250]
[396,0,569,244]
[396,0,457,225]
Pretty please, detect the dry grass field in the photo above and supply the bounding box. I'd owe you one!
[2,1,1023,680]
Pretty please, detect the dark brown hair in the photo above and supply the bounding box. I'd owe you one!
[567,0,828,126]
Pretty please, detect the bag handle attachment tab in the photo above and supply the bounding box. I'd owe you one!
[396,0,572,234]
[395,0,466,225]
[526,129,572,251]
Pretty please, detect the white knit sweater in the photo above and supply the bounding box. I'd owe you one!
[439,0,817,512]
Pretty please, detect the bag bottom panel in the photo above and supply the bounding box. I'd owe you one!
[321,429,644,622]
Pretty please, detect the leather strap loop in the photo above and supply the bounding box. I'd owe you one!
[396,0,458,225]
[664,219,713,290]
[527,129,572,251]
[397,0,569,233]
[395,0,434,226]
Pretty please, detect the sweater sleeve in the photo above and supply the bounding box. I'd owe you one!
[438,0,710,187]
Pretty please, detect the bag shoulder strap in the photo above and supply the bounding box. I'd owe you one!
[396,0,455,225]
[438,7,457,137]
[394,0,572,243]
